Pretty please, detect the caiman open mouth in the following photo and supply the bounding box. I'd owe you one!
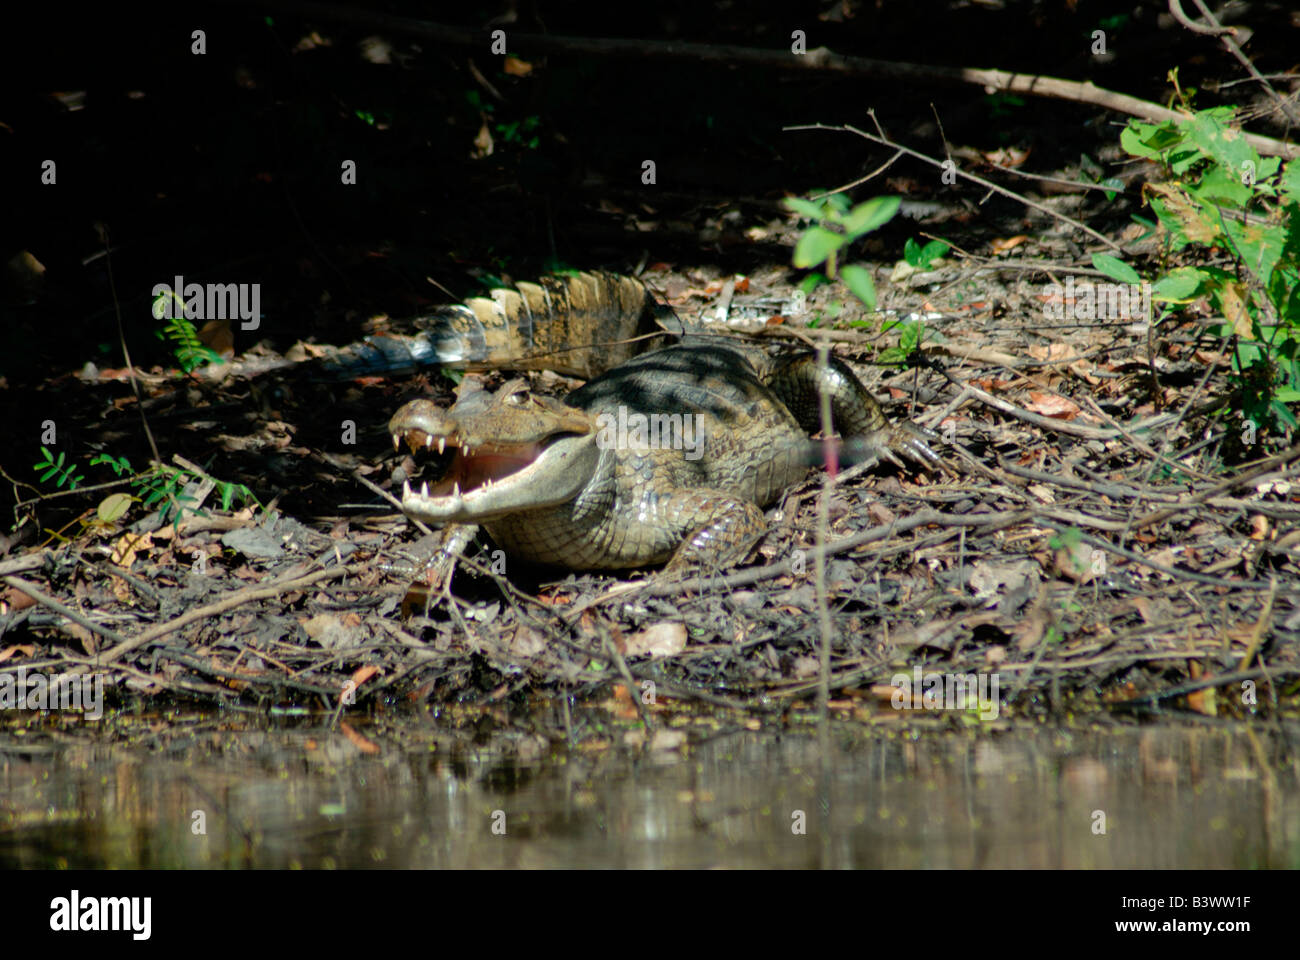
[391,426,563,503]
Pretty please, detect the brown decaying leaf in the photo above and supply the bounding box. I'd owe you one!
[1025,392,1080,419]
[624,622,687,659]
[0,644,36,664]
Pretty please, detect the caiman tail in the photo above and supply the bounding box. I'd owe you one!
[323,271,669,380]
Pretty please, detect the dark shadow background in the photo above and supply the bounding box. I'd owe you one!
[0,0,1296,527]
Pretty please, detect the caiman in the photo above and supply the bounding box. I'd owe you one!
[381,271,939,571]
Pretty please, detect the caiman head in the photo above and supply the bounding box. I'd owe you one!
[388,378,600,523]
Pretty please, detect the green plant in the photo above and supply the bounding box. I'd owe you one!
[465,91,541,150]
[877,317,926,367]
[1119,104,1300,433]
[983,92,1025,121]
[33,449,258,532]
[496,114,541,149]
[1077,153,1126,201]
[786,191,930,362]
[903,236,950,270]
[784,191,900,310]
[152,290,223,373]
[32,447,84,490]
[135,464,256,529]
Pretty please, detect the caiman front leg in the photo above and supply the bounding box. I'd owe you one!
[655,488,768,573]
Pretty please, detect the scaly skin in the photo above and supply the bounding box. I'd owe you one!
[389,342,938,570]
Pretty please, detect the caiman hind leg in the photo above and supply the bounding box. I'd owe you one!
[656,489,768,573]
[764,352,942,470]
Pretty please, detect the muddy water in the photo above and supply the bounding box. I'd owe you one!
[1,721,1295,868]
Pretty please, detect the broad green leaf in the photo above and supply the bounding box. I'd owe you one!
[1271,399,1298,430]
[1191,164,1252,208]
[1091,254,1141,284]
[825,193,852,215]
[841,196,900,236]
[1220,216,1286,286]
[916,239,949,266]
[1121,120,1183,160]
[783,197,826,221]
[799,272,827,294]
[840,264,877,310]
[1280,160,1300,206]
[793,226,847,268]
[1152,267,1207,301]
[1186,110,1257,178]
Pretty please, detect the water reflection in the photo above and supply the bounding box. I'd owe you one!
[1,722,1295,868]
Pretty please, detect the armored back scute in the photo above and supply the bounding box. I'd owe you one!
[324,271,670,380]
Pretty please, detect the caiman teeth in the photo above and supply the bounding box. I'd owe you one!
[451,481,460,497]
[392,433,400,451]
[437,436,446,455]
[402,479,412,497]
[425,434,433,449]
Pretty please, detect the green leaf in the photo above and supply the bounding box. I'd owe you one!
[904,237,949,269]
[840,196,900,237]
[1271,399,1298,430]
[1191,164,1252,208]
[1091,254,1141,284]
[839,264,877,311]
[825,193,852,215]
[799,272,827,295]
[793,226,847,268]
[1279,160,1300,206]
[1121,120,1182,160]
[1220,216,1287,286]
[918,239,949,264]
[1186,109,1258,180]
[783,197,827,221]
[1151,267,1208,301]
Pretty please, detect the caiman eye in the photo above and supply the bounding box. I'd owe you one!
[505,391,528,405]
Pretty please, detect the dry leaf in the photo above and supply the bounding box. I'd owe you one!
[0,644,36,664]
[990,235,1027,255]
[111,531,153,567]
[502,56,533,77]
[1025,392,1080,419]
[624,622,687,659]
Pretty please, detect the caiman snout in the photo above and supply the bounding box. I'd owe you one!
[387,382,601,522]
